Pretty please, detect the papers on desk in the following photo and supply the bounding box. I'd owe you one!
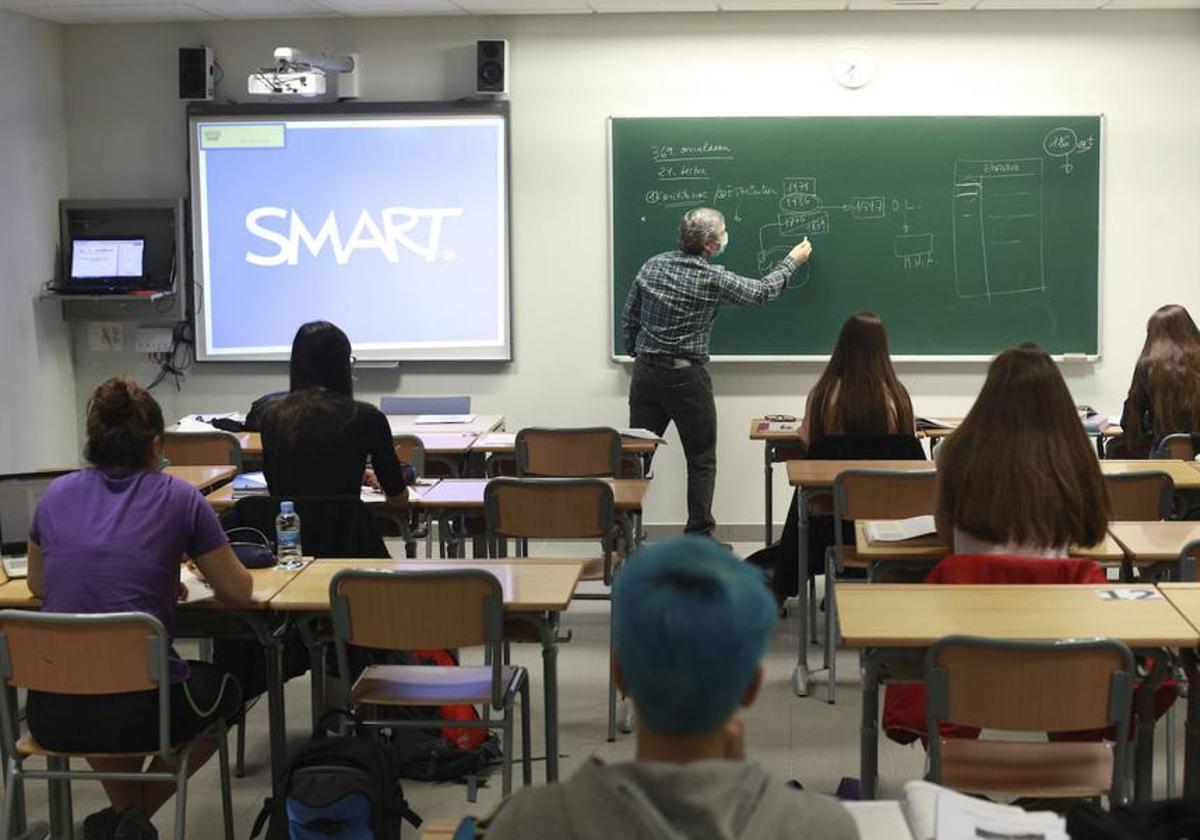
[361,479,438,503]
[864,515,937,544]
[176,413,244,432]
[619,427,668,444]
[756,420,800,433]
[232,471,269,498]
[476,432,516,448]
[847,781,1067,840]
[179,568,215,604]
[414,414,475,425]
[1,556,27,579]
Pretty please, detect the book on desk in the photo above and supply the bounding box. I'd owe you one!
[846,780,1067,840]
[864,516,938,544]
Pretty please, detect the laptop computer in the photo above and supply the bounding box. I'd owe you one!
[0,470,76,578]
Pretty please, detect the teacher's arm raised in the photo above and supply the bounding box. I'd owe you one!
[716,238,813,306]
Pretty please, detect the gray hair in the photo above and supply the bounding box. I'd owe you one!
[678,208,725,255]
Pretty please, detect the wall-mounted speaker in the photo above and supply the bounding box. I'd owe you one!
[179,47,214,101]
[476,40,508,95]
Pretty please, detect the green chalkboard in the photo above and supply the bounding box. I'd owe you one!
[610,116,1102,359]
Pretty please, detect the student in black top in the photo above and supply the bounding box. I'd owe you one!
[1115,304,1200,458]
[261,321,412,504]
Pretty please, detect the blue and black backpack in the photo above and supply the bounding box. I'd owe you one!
[251,714,422,840]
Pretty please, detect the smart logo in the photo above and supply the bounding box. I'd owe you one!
[244,206,464,266]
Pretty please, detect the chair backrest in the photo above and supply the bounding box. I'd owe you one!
[831,469,937,569]
[0,611,172,756]
[329,569,505,707]
[394,435,426,478]
[484,478,614,541]
[1104,471,1174,521]
[163,430,242,469]
[379,396,471,416]
[925,634,1134,800]
[232,495,389,559]
[1151,433,1200,461]
[515,427,622,478]
[807,433,927,461]
[1179,538,1200,582]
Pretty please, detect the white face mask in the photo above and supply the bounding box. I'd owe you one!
[712,231,729,257]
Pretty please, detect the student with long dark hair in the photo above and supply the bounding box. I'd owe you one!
[261,321,411,504]
[26,377,253,826]
[1117,304,1200,457]
[799,311,915,443]
[936,343,1109,556]
[760,312,918,600]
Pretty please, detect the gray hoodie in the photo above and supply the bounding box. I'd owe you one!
[484,757,859,840]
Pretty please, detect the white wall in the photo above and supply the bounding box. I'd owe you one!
[58,9,1200,529]
[0,10,77,472]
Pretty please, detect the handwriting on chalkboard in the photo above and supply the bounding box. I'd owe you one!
[650,141,733,163]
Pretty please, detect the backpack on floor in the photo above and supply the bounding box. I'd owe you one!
[250,712,422,840]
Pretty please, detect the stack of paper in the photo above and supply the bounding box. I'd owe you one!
[864,515,938,544]
[231,471,269,498]
[414,414,475,425]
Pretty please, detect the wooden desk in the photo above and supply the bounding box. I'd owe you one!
[386,414,503,436]
[786,460,931,489]
[470,431,659,457]
[204,479,442,513]
[270,559,582,613]
[271,557,583,784]
[1101,459,1200,490]
[1157,582,1200,797]
[839,583,1198,802]
[1110,521,1200,580]
[854,523,1126,573]
[165,464,237,494]
[414,478,650,512]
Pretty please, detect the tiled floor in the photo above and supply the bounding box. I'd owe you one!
[10,540,1188,836]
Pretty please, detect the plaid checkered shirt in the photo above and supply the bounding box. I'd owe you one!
[621,250,797,363]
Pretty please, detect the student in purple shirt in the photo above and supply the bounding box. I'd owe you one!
[26,377,253,824]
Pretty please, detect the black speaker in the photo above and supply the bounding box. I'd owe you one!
[179,47,214,101]
[475,40,508,95]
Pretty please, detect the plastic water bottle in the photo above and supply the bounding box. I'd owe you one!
[275,501,302,567]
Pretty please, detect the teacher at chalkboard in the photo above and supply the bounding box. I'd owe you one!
[621,207,813,537]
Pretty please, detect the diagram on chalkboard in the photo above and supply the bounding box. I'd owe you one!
[952,158,1046,301]
[1042,127,1095,175]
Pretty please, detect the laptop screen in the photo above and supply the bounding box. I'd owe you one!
[0,471,75,555]
[71,238,145,280]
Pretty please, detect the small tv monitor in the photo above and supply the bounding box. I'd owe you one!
[70,237,145,283]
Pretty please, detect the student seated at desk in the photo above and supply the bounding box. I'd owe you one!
[760,312,918,599]
[935,343,1109,556]
[261,320,413,505]
[1113,304,1200,458]
[483,536,856,840]
[25,377,253,825]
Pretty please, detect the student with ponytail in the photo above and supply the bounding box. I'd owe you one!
[25,377,252,823]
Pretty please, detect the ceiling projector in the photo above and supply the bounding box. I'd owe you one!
[248,47,359,99]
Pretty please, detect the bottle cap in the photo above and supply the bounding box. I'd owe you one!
[280,500,294,514]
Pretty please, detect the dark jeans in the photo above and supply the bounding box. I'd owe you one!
[629,357,717,535]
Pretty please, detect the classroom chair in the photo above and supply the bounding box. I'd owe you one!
[828,468,937,704]
[515,427,622,478]
[1152,433,1200,461]
[482,478,625,739]
[163,430,243,469]
[379,395,471,416]
[1104,471,1175,522]
[0,611,234,840]
[329,568,532,797]
[925,634,1134,805]
[373,436,428,557]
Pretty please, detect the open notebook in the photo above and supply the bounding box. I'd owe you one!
[846,780,1068,840]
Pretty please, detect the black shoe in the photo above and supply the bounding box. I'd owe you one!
[113,809,157,840]
[82,807,120,840]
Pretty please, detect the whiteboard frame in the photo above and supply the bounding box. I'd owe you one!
[607,114,1105,364]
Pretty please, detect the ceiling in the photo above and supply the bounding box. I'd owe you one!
[2,0,1198,23]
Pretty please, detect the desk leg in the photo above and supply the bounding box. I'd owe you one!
[764,443,774,547]
[1135,653,1167,802]
[861,651,881,800]
[1184,651,1200,799]
[792,488,811,697]
[261,626,288,797]
[536,617,560,783]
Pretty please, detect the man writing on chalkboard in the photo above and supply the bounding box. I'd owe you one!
[622,207,813,537]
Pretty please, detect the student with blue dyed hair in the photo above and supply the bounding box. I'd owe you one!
[484,536,855,840]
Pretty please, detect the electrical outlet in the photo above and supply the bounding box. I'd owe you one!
[135,327,175,354]
[87,322,124,352]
